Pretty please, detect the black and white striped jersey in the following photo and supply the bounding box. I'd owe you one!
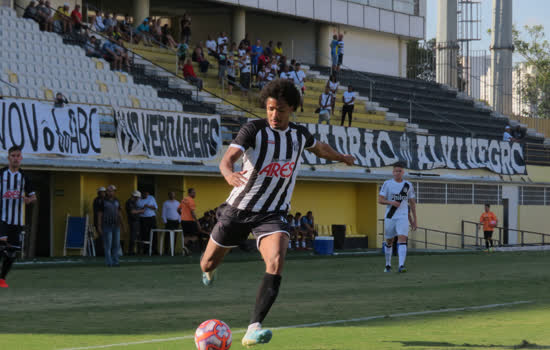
[226,119,317,213]
[0,167,34,226]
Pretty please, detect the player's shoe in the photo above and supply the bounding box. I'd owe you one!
[202,270,216,287]
[398,265,407,273]
[384,265,391,273]
[242,327,273,346]
[0,278,8,288]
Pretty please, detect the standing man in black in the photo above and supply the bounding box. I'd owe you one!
[125,190,144,255]
[0,146,37,288]
[93,187,106,256]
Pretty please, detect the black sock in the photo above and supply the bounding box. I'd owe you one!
[1,254,15,280]
[250,273,282,325]
[485,240,489,249]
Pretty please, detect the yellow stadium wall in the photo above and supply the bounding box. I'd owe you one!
[355,183,378,246]
[518,206,550,244]
[183,176,232,217]
[52,172,83,257]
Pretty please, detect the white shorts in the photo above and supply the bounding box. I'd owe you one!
[384,218,409,240]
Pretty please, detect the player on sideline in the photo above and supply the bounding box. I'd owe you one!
[200,79,355,346]
[0,146,36,288]
[378,161,417,273]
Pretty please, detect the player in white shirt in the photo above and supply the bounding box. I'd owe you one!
[205,34,217,55]
[341,85,355,127]
[378,162,417,273]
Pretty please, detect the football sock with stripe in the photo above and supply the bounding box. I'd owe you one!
[250,273,282,325]
[398,243,407,267]
[384,243,392,267]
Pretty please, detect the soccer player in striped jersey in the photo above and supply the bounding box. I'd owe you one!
[378,162,417,273]
[0,146,36,288]
[200,79,355,346]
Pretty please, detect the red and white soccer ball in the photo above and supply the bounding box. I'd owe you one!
[490,220,497,228]
[194,319,232,350]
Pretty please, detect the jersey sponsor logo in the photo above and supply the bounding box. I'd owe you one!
[259,161,295,178]
[3,190,21,199]
[267,140,275,144]
[391,194,408,201]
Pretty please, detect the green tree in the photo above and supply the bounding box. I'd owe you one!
[407,38,436,81]
[513,25,550,118]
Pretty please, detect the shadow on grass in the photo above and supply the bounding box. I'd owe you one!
[387,340,550,349]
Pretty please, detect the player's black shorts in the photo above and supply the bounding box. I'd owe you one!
[338,54,343,66]
[211,203,291,249]
[0,221,23,247]
[484,231,493,240]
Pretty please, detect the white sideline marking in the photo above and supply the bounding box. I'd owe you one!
[57,300,532,350]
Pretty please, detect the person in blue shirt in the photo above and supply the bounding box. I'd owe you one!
[102,38,122,71]
[330,34,339,72]
[134,18,152,46]
[251,39,263,80]
[299,211,317,249]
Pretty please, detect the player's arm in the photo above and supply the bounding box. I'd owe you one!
[378,195,400,208]
[220,146,248,187]
[409,198,417,230]
[23,177,37,204]
[307,141,355,165]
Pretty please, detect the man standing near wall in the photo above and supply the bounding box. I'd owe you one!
[0,146,36,288]
[162,191,181,254]
[97,185,124,267]
[178,188,200,253]
[126,191,144,255]
[480,204,498,252]
[93,187,106,256]
[138,191,158,255]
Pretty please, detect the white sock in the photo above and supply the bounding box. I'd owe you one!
[385,244,392,266]
[248,322,261,331]
[301,241,306,248]
[398,243,407,267]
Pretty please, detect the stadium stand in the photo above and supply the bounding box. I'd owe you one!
[309,65,547,143]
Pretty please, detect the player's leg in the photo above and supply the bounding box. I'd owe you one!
[384,219,395,272]
[396,219,409,272]
[200,238,231,284]
[0,225,22,287]
[483,231,490,250]
[243,232,288,346]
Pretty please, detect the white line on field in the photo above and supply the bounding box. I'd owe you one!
[57,300,532,350]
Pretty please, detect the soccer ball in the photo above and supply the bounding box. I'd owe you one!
[490,220,497,227]
[194,319,232,350]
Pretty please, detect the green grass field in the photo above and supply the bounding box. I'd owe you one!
[2,250,549,350]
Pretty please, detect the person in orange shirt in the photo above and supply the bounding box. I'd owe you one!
[178,188,203,253]
[479,204,498,251]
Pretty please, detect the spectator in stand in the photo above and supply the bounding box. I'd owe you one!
[264,40,274,58]
[330,34,339,73]
[70,4,85,32]
[162,191,181,253]
[217,32,229,49]
[93,11,105,32]
[293,212,306,250]
[125,190,144,255]
[183,58,203,91]
[205,34,217,55]
[251,40,263,79]
[23,1,38,21]
[318,86,333,124]
[176,40,189,70]
[216,45,228,85]
[103,13,117,32]
[96,185,124,267]
[291,63,306,112]
[503,125,513,142]
[102,37,123,71]
[238,41,247,58]
[257,66,268,90]
[137,190,158,255]
[341,85,355,127]
[93,187,106,256]
[85,36,102,58]
[192,43,210,73]
[479,204,498,252]
[280,64,293,82]
[287,213,297,250]
[326,74,339,115]
[36,0,53,32]
[274,41,283,58]
[226,55,237,95]
[337,33,345,71]
[300,211,317,249]
[161,24,177,49]
[53,92,68,107]
[289,59,297,72]
[151,18,162,43]
[258,52,269,73]
[114,39,131,72]
[180,13,191,44]
[270,55,279,76]
[239,33,251,51]
[53,3,71,34]
[134,18,152,46]
[240,51,252,97]
[512,125,525,142]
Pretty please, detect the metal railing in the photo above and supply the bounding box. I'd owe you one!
[462,220,550,247]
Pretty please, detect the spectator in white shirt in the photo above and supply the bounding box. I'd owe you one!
[341,85,355,127]
[503,126,513,142]
[93,11,105,32]
[326,74,339,115]
[205,34,217,55]
[137,191,158,254]
[291,63,306,113]
[318,86,333,125]
[279,65,293,83]
[217,32,228,49]
[240,52,251,97]
[162,192,180,230]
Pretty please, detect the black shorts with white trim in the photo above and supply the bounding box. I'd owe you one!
[210,203,291,248]
[0,221,23,248]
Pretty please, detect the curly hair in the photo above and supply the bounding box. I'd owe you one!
[259,79,300,110]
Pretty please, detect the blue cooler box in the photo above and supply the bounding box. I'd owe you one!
[314,237,334,255]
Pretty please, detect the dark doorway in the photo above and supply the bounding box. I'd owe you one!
[25,171,51,257]
[137,175,155,196]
